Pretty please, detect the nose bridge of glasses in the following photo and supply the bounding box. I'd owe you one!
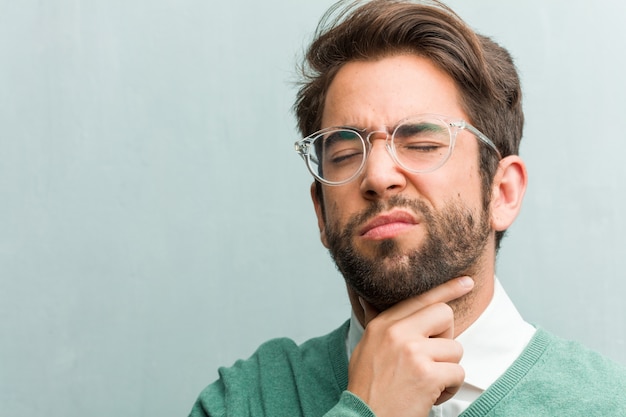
[362,129,398,168]
[365,129,392,157]
[365,129,391,144]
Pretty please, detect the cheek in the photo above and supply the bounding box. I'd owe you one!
[458,169,482,198]
[413,166,484,210]
[322,189,357,228]
[463,162,487,203]
[323,198,343,229]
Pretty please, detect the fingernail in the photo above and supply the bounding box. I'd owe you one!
[459,276,474,288]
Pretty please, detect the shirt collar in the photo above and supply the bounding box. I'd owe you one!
[456,278,535,389]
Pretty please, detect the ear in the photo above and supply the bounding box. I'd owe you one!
[489,155,527,231]
[310,182,330,248]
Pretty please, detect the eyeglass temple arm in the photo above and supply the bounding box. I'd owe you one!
[454,122,502,160]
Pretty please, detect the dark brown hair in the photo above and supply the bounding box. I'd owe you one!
[295,0,524,249]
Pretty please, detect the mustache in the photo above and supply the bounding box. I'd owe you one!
[341,195,433,237]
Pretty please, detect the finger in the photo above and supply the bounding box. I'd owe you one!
[417,337,464,363]
[432,363,466,405]
[412,302,455,340]
[384,276,474,321]
[380,302,456,342]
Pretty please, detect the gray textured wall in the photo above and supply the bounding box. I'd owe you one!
[1,1,624,416]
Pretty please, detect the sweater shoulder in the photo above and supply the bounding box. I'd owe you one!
[253,319,349,364]
[464,328,626,416]
[522,329,626,413]
[226,319,349,381]
[538,328,626,381]
[190,321,350,417]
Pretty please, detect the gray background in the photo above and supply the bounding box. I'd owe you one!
[1,1,625,416]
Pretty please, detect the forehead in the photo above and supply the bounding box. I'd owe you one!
[321,54,466,129]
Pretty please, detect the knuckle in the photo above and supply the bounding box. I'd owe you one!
[365,317,385,334]
[454,340,464,356]
[412,357,433,376]
[457,365,466,381]
[400,340,421,358]
[442,339,464,363]
[382,322,406,345]
[390,324,408,343]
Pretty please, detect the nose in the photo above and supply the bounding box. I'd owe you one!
[359,131,407,200]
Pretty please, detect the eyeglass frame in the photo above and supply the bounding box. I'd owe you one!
[294,113,502,186]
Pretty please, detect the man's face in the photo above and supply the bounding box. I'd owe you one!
[312,54,495,311]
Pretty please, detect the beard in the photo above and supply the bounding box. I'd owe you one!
[325,194,491,311]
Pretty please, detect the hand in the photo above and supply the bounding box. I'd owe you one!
[347,276,474,417]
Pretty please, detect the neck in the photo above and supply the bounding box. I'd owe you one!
[448,272,494,337]
[347,253,496,338]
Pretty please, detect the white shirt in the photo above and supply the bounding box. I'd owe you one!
[345,278,536,417]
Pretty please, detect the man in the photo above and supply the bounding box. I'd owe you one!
[190,1,626,416]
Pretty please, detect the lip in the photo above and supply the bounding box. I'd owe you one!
[359,210,419,240]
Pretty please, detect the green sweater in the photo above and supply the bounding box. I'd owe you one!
[189,321,626,416]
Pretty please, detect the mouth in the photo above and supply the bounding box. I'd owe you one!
[359,210,419,240]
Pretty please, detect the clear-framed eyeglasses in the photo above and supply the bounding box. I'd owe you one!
[294,114,502,186]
